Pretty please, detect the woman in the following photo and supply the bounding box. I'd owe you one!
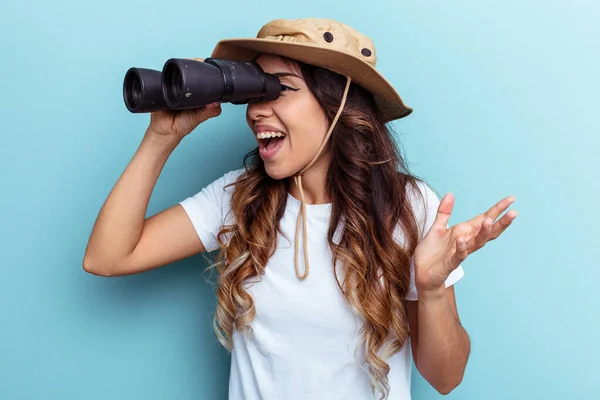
[83,18,518,400]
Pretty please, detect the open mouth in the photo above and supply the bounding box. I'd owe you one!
[257,131,286,158]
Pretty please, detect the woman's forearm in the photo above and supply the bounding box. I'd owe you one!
[415,288,471,394]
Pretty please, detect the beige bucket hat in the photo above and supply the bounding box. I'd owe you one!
[210,18,413,122]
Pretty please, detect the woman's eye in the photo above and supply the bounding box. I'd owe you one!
[280,84,299,92]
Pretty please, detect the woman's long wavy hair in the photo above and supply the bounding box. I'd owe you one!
[207,56,428,400]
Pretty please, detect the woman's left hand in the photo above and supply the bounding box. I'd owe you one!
[413,193,518,295]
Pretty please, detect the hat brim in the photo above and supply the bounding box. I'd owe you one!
[211,39,413,122]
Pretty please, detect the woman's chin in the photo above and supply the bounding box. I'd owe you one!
[264,163,294,181]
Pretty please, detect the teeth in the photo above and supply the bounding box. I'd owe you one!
[257,131,285,139]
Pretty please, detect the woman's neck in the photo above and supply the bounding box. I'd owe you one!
[287,156,331,205]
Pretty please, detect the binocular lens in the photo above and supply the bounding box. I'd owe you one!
[123,68,168,113]
[125,73,141,107]
[123,58,282,113]
[163,63,183,107]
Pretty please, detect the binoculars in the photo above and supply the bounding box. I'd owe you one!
[123,58,282,113]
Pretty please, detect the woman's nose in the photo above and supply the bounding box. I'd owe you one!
[247,100,274,121]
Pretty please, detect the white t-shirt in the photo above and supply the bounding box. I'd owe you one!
[179,169,464,400]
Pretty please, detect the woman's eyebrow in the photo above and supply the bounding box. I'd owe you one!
[272,72,303,79]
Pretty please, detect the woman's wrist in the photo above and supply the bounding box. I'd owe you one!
[141,131,182,154]
[416,284,447,302]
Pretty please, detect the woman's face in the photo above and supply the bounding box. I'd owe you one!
[246,54,329,180]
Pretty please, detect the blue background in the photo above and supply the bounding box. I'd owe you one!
[1,0,598,399]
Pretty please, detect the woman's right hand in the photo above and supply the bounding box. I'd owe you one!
[145,58,222,143]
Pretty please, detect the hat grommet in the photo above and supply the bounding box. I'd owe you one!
[323,32,334,43]
[361,48,372,57]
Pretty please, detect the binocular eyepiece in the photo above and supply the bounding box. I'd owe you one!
[123,58,282,113]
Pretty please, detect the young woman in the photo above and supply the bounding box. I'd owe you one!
[83,18,518,400]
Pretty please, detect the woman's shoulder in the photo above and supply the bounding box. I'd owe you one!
[209,168,247,191]
[186,168,246,206]
[222,167,247,183]
[405,177,441,210]
[403,176,443,237]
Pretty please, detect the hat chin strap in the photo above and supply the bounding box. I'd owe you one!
[292,76,352,280]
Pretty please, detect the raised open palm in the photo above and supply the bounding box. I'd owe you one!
[413,193,518,293]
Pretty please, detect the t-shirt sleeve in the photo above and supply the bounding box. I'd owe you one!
[404,181,465,301]
[178,169,244,252]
